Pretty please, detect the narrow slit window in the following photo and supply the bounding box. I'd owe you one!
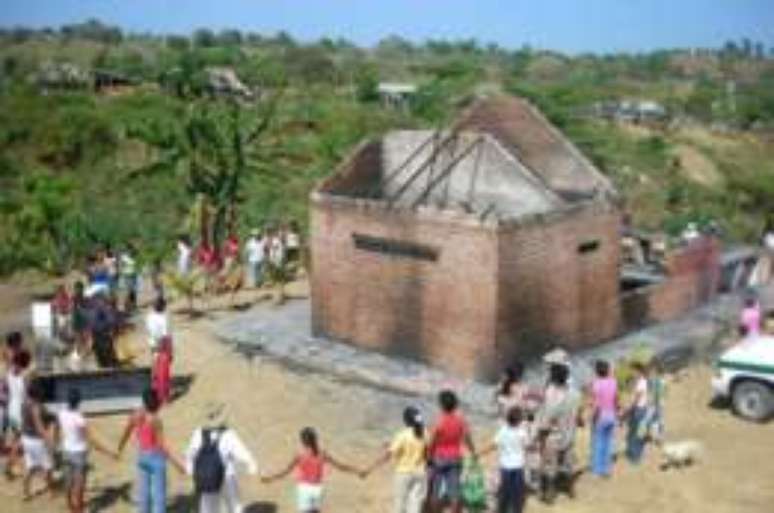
[578,240,600,254]
[352,233,438,261]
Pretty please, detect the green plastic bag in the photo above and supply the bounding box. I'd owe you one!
[461,457,488,511]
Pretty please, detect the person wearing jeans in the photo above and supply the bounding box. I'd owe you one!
[137,451,168,513]
[625,363,649,464]
[589,360,618,477]
[118,389,185,513]
[479,406,528,513]
[427,390,477,513]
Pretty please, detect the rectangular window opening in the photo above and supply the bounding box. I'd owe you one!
[352,233,438,262]
[578,240,600,254]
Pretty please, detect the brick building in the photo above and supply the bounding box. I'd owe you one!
[310,95,719,380]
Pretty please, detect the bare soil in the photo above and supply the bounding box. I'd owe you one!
[1,283,773,513]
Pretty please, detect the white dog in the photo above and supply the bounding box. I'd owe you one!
[660,440,703,470]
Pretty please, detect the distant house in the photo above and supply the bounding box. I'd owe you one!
[36,62,91,93]
[586,99,668,124]
[35,62,140,95]
[205,67,254,99]
[93,69,138,94]
[377,82,417,109]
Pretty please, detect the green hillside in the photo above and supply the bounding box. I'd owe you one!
[1,21,773,274]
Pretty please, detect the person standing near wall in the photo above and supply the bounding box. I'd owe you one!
[495,363,529,419]
[588,360,618,478]
[478,407,529,513]
[535,364,581,503]
[740,296,762,338]
[364,406,428,513]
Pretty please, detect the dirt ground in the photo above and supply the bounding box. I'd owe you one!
[1,282,773,513]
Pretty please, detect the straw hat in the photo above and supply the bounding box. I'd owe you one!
[201,401,228,427]
[543,347,570,366]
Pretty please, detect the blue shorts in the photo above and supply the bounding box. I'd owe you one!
[430,458,462,501]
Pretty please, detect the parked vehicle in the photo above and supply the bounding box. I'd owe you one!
[712,336,774,421]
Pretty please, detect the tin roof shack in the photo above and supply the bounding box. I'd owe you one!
[36,61,91,93]
[310,95,626,379]
[377,82,418,109]
[205,67,255,100]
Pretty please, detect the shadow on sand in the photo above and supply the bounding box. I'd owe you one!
[87,481,132,512]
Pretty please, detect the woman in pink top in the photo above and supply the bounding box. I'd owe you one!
[117,389,184,513]
[740,297,762,337]
[261,427,363,513]
[589,360,618,477]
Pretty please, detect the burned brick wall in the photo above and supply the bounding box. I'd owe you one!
[310,196,500,378]
[494,204,623,369]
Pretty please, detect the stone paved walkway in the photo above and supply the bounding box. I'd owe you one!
[213,283,773,416]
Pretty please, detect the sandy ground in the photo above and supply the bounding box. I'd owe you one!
[1,282,774,513]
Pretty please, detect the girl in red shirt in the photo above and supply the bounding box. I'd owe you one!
[261,427,364,513]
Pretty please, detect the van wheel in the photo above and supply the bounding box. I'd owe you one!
[732,381,774,422]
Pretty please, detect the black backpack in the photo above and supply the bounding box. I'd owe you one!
[193,428,225,494]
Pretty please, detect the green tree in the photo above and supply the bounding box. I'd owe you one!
[193,28,217,48]
[218,29,243,47]
[1,172,83,273]
[166,35,190,51]
[126,97,283,251]
[355,65,379,103]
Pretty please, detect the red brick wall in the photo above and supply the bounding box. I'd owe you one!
[310,197,500,378]
[495,205,622,367]
[641,237,721,323]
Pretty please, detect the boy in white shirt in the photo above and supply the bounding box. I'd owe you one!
[480,407,528,513]
[145,298,170,353]
[57,388,116,513]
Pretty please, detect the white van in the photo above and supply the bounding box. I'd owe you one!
[712,335,774,421]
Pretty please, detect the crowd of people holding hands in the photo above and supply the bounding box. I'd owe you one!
[2,318,673,513]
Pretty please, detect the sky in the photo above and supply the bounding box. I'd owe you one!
[1,0,773,54]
